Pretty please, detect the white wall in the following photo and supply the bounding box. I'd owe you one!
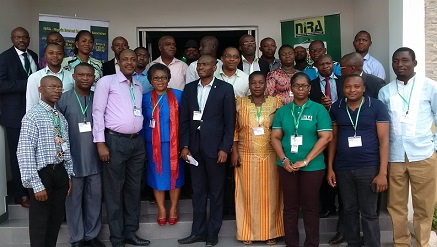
[28,0,357,58]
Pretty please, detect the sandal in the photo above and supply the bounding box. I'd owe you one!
[266,239,276,245]
[242,240,252,245]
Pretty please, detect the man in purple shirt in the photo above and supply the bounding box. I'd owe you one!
[92,49,150,247]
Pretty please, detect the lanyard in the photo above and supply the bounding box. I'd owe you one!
[44,105,63,137]
[291,101,307,136]
[198,85,208,112]
[396,76,416,114]
[220,71,238,85]
[130,82,137,108]
[73,89,91,123]
[281,67,295,79]
[346,97,364,137]
[255,105,263,127]
[22,64,31,76]
[150,90,167,118]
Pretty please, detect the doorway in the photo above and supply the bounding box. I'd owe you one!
[137,27,257,61]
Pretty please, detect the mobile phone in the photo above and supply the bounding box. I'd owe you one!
[370,182,377,193]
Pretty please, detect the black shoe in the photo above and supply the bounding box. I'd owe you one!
[71,240,85,247]
[206,237,218,247]
[178,235,207,244]
[84,238,105,247]
[124,235,150,246]
[112,243,125,247]
[319,209,331,218]
[328,232,345,244]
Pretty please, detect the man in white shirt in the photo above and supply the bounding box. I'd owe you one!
[26,43,74,112]
[148,35,188,90]
[214,47,249,97]
[237,34,270,78]
[186,36,222,84]
[378,47,437,247]
[353,31,386,80]
[103,36,129,76]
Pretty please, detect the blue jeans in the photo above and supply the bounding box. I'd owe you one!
[336,166,380,247]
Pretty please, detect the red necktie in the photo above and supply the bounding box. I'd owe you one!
[324,77,331,98]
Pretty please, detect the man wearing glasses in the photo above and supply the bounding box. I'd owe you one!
[304,40,341,80]
[237,34,270,78]
[0,27,39,208]
[214,47,249,97]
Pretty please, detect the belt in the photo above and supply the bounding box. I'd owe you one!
[46,161,64,171]
[105,128,140,138]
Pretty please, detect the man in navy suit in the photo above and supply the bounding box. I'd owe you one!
[178,55,236,247]
[0,27,39,208]
[102,36,129,76]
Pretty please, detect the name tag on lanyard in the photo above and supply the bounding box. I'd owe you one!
[348,136,362,147]
[78,122,92,132]
[253,126,264,136]
[134,108,142,117]
[193,111,202,121]
[290,135,303,153]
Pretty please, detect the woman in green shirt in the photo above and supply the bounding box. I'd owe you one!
[271,72,332,247]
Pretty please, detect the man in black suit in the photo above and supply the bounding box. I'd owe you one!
[340,52,386,98]
[237,34,269,78]
[0,27,39,208]
[102,36,129,76]
[178,55,236,247]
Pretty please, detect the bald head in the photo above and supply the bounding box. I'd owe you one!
[340,52,364,76]
[11,27,30,51]
[41,75,61,87]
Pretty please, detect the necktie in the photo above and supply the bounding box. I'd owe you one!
[324,77,331,98]
[22,52,31,76]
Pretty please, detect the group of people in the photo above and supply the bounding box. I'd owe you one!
[0,25,436,247]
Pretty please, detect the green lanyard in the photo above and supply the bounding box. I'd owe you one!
[346,97,364,137]
[281,67,294,79]
[256,105,263,127]
[198,85,208,112]
[291,101,307,136]
[396,75,416,114]
[130,82,137,108]
[45,106,63,137]
[73,89,91,123]
[220,71,238,85]
[151,90,167,118]
[22,64,31,76]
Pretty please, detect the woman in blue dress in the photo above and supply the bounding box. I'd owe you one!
[142,63,184,226]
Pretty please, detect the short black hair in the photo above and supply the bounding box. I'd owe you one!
[221,46,240,57]
[134,46,148,53]
[278,44,294,55]
[393,47,416,61]
[74,62,95,73]
[290,72,311,85]
[147,63,171,83]
[249,71,265,81]
[46,31,65,45]
[44,42,64,54]
[74,30,94,55]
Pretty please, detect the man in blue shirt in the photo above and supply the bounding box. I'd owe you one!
[133,47,153,94]
[353,31,386,80]
[379,47,437,247]
[303,40,341,80]
[327,74,389,246]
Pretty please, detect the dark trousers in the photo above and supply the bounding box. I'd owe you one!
[190,149,226,239]
[102,133,146,245]
[29,164,69,247]
[320,171,338,213]
[5,127,27,197]
[278,167,325,247]
[336,166,380,247]
[65,173,102,243]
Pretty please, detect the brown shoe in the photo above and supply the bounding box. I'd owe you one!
[15,196,30,208]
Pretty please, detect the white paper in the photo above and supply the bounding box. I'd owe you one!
[193,111,202,121]
[348,136,362,147]
[253,127,265,136]
[187,155,199,166]
[78,122,92,132]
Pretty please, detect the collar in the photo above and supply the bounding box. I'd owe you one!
[396,74,416,86]
[338,96,371,109]
[133,69,147,76]
[157,56,178,66]
[116,71,140,86]
[44,66,64,74]
[38,99,57,112]
[14,46,28,56]
[241,55,258,64]
[318,73,338,81]
[292,99,313,108]
[219,66,238,78]
[115,58,119,65]
[363,53,370,61]
[197,77,215,87]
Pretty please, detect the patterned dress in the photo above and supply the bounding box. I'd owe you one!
[266,68,299,105]
[234,96,284,241]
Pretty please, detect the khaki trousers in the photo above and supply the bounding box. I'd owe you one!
[387,152,437,247]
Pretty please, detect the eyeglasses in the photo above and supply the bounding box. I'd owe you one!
[41,86,63,92]
[291,84,310,90]
[309,48,324,54]
[152,76,169,81]
[223,54,240,60]
[242,41,256,46]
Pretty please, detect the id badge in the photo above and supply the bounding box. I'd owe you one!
[60,141,69,152]
[133,108,142,117]
[290,135,303,146]
[193,111,202,121]
[291,144,299,153]
[253,126,264,136]
[78,122,92,132]
[400,113,413,124]
[149,119,156,128]
[348,136,362,147]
